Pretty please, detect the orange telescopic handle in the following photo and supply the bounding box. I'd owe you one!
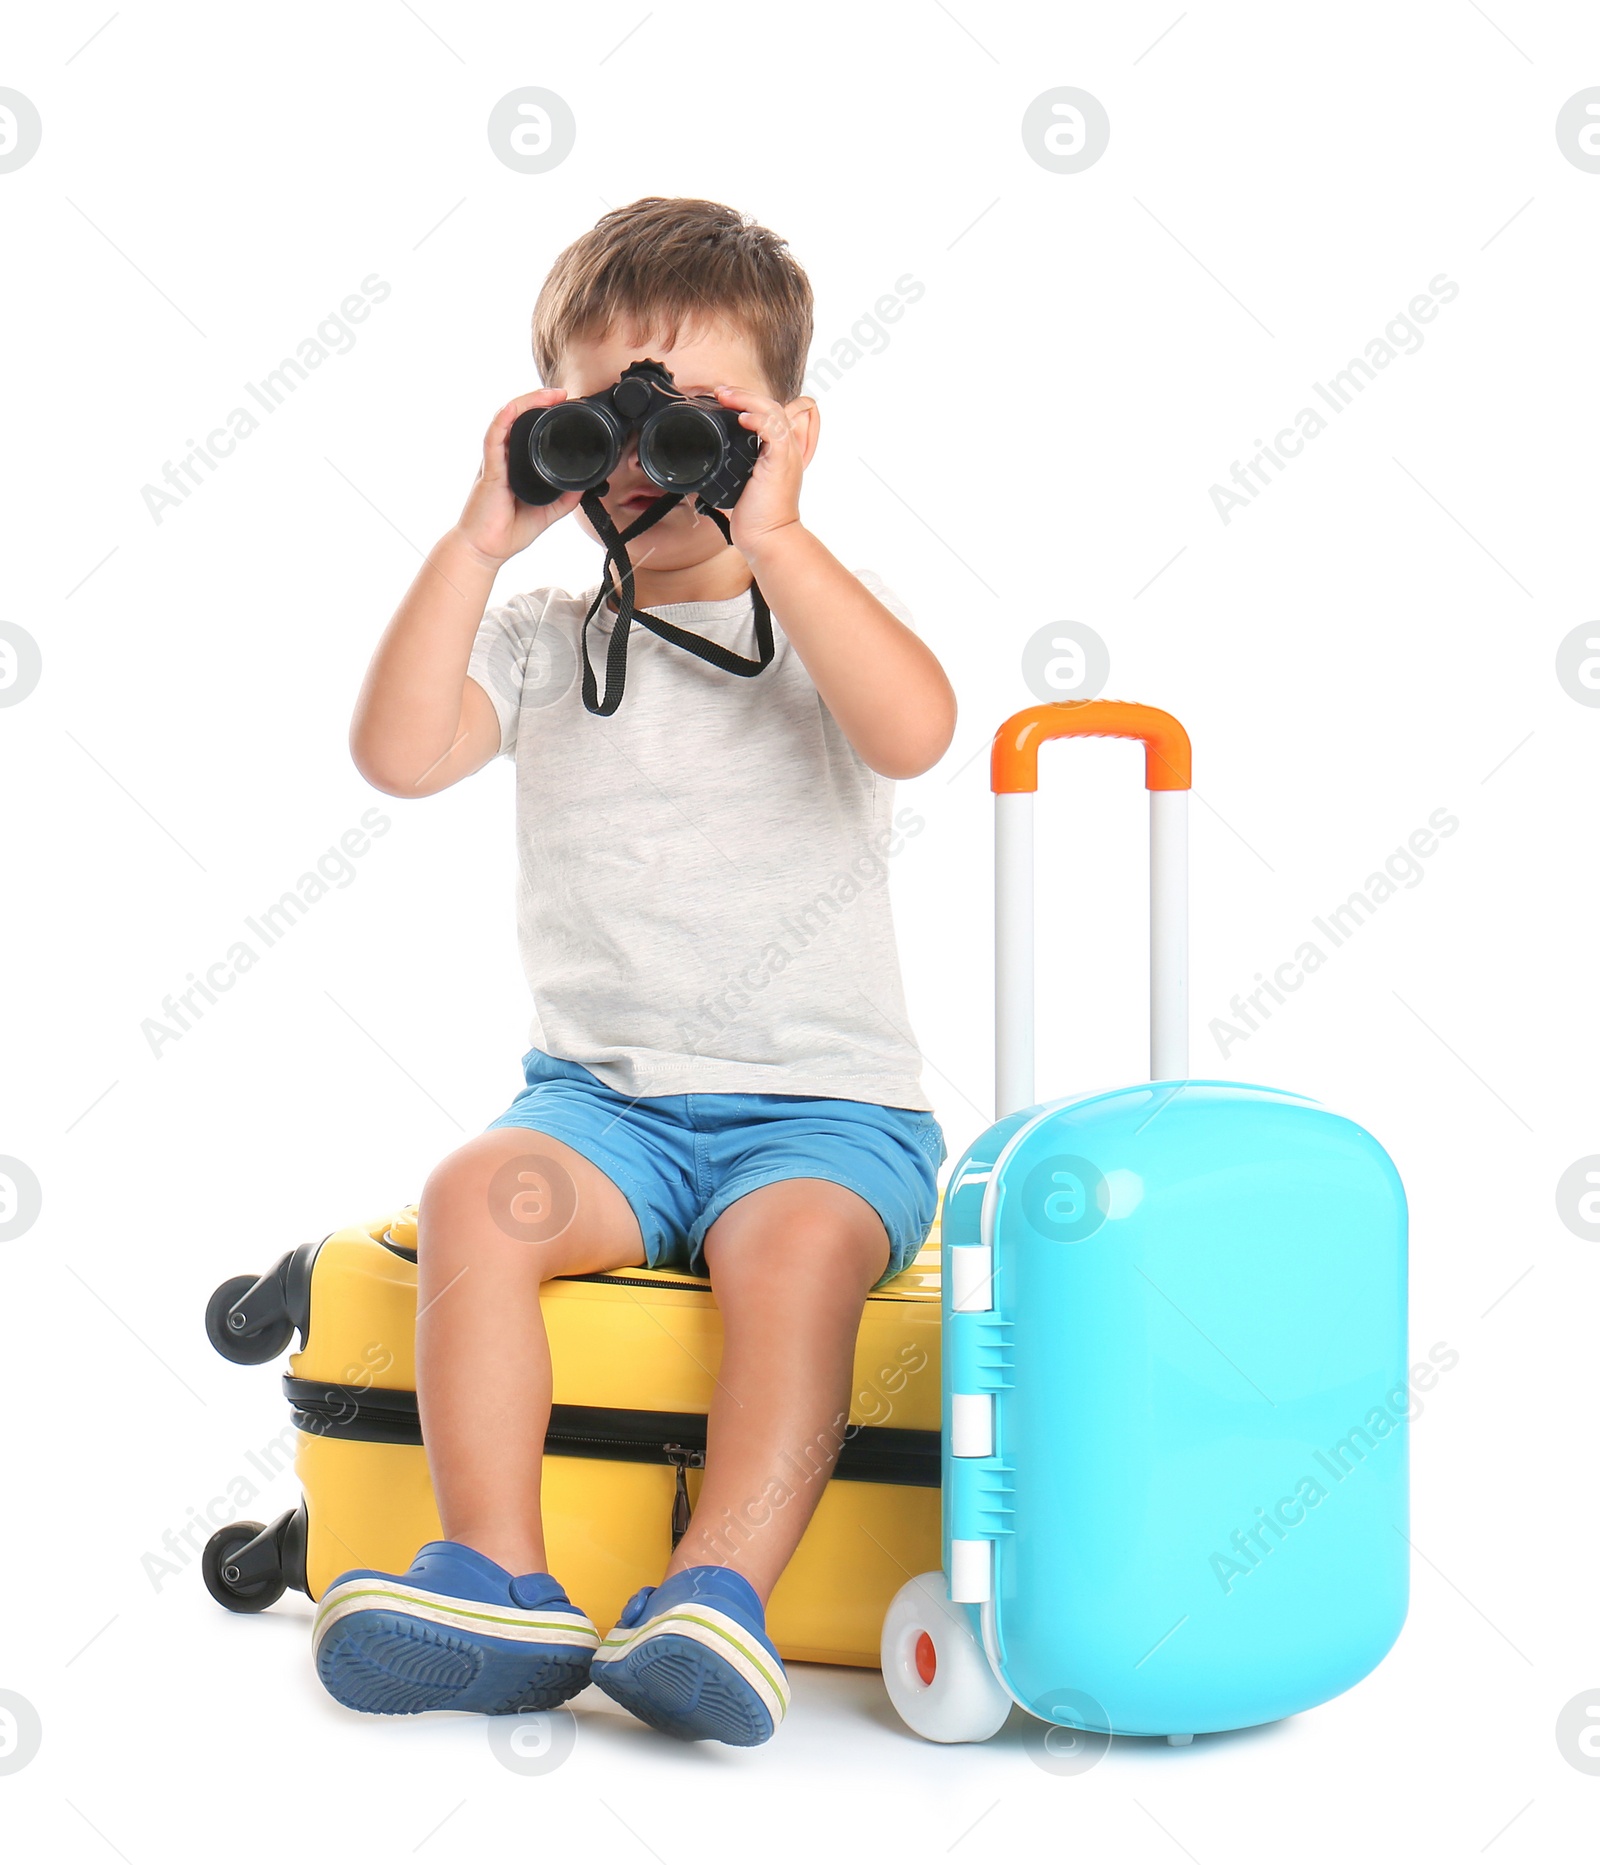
[991,700,1192,793]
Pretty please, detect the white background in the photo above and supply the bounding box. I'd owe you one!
[2,1,1597,1858]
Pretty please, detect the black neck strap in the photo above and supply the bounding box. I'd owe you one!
[578,489,775,718]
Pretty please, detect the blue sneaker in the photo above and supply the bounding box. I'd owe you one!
[590,1566,790,1745]
[313,1540,599,1716]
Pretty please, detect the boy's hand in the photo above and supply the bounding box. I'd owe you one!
[712,386,816,561]
[454,391,582,567]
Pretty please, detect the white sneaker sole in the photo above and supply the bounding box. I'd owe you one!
[594,1601,790,1731]
[314,1577,600,1652]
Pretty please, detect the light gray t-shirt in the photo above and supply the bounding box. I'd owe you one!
[467,571,932,1110]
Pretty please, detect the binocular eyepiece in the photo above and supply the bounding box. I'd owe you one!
[507,359,760,510]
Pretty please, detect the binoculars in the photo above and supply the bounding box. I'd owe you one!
[506,359,759,509]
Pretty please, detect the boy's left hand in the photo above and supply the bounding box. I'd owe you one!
[712,386,817,560]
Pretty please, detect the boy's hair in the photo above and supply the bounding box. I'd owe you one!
[532,197,813,402]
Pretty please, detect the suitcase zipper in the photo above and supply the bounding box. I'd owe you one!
[558,1270,933,1301]
[375,1241,709,1294]
[663,1444,706,1547]
[379,1244,928,1302]
[283,1379,939,1488]
[558,1271,711,1292]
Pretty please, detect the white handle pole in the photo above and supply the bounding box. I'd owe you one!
[995,792,1034,1118]
[1149,789,1189,1080]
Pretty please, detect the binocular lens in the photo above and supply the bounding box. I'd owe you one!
[639,404,725,490]
[508,367,751,508]
[532,404,618,489]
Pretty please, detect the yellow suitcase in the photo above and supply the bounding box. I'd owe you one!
[203,1205,942,1667]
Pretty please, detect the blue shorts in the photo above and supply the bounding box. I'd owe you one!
[487,1047,946,1284]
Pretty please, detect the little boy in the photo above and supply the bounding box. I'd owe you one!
[317,198,956,1745]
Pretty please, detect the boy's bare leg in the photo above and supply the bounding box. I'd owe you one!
[665,1178,890,1603]
[416,1127,646,1576]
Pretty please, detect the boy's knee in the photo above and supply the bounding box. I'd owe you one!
[418,1136,605,1281]
[422,1130,560,1222]
[417,1143,489,1231]
[806,1213,889,1289]
[716,1195,888,1291]
[418,1141,529,1253]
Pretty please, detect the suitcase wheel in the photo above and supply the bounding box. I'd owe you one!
[205,1273,295,1366]
[880,1571,1012,1743]
[202,1506,305,1613]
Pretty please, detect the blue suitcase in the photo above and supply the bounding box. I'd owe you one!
[882,701,1409,1744]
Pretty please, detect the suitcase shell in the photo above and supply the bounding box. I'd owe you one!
[278,1207,942,1667]
[924,700,1409,1739]
[941,1081,1408,1736]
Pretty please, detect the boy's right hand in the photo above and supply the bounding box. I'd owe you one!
[453,390,582,567]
